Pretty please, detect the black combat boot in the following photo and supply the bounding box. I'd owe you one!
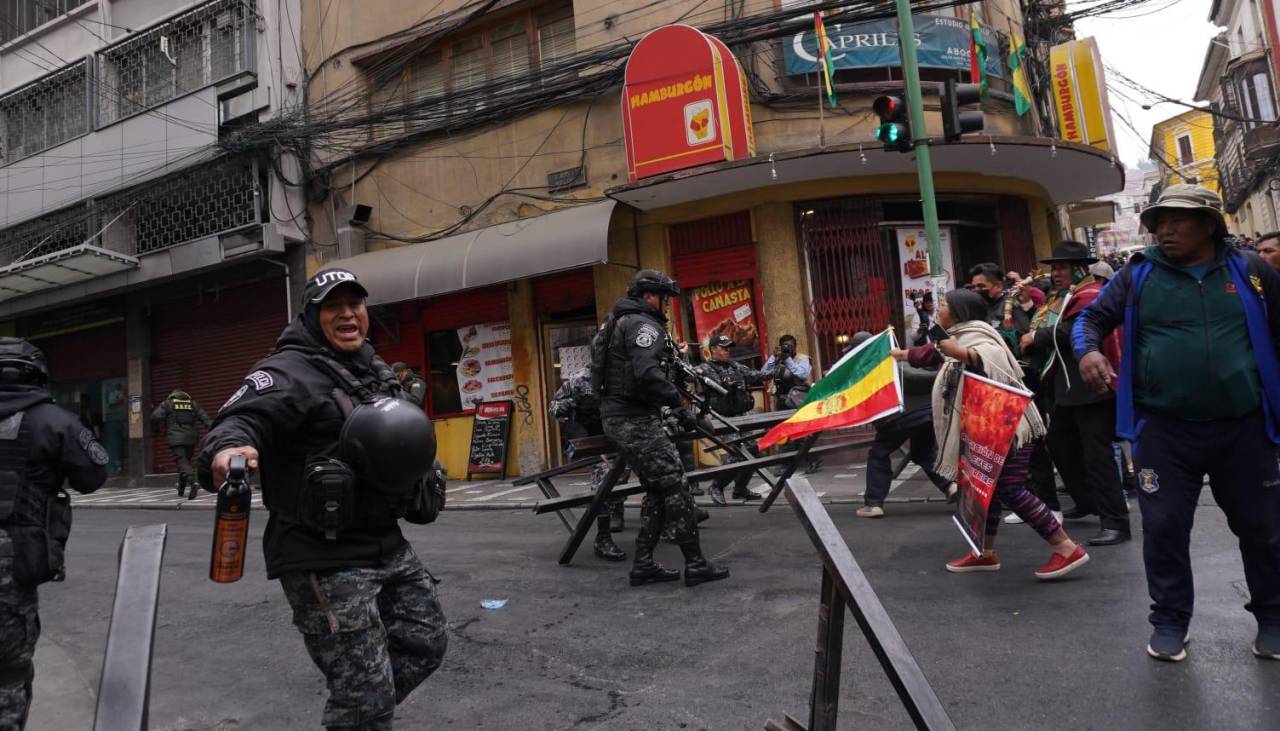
[680,542,730,586]
[610,502,625,532]
[187,476,200,501]
[630,520,679,587]
[593,517,626,562]
[696,507,710,523]
[176,473,186,497]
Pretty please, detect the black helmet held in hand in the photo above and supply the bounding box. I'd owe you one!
[0,337,48,385]
[339,398,437,497]
[627,269,679,298]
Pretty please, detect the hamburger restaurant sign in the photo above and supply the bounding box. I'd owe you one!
[622,24,756,181]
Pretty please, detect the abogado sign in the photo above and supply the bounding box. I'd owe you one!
[622,24,756,181]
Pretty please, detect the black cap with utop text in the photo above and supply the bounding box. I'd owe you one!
[304,268,369,305]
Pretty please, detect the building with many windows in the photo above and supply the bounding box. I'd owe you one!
[0,0,307,482]
[292,0,1124,477]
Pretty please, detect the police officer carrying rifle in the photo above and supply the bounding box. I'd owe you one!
[199,269,448,730]
[592,269,728,587]
[548,368,627,562]
[0,338,109,729]
[696,334,767,506]
[151,389,212,499]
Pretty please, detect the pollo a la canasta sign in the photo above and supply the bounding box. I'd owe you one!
[623,25,756,182]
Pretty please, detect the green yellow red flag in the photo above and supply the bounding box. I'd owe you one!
[814,11,838,108]
[1009,30,1032,116]
[969,10,988,97]
[757,329,903,450]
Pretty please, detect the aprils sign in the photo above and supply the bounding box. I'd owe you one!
[623,25,756,182]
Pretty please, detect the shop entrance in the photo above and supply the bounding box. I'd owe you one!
[541,320,598,466]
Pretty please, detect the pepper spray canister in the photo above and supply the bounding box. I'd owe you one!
[209,455,252,583]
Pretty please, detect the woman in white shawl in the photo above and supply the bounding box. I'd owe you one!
[927,289,1090,580]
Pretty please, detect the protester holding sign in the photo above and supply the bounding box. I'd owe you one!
[914,289,1089,580]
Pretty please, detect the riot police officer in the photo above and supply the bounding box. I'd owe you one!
[199,269,447,731]
[392,362,427,409]
[548,369,626,561]
[0,338,108,729]
[591,269,728,587]
[150,389,212,499]
[697,334,767,505]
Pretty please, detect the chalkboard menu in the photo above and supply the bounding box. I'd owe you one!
[466,400,513,480]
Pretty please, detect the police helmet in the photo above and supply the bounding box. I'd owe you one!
[339,398,436,497]
[627,269,679,298]
[0,337,48,385]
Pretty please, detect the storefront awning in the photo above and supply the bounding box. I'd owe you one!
[329,200,617,306]
[607,137,1124,210]
[0,245,139,302]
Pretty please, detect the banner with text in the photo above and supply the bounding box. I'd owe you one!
[456,322,515,411]
[952,372,1033,554]
[895,228,954,341]
[784,15,1005,79]
[690,279,760,359]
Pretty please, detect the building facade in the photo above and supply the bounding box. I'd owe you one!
[287,0,1123,478]
[1194,0,1280,237]
[0,0,308,482]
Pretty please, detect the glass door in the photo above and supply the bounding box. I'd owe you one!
[541,320,598,466]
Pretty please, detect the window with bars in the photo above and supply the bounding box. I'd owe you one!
[96,0,253,126]
[364,2,575,139]
[0,61,88,165]
[0,0,90,44]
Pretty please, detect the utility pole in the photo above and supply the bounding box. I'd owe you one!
[892,0,944,278]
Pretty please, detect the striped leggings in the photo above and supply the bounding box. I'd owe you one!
[985,442,1064,540]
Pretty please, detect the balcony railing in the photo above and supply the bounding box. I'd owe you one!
[1243,125,1280,162]
[0,155,260,267]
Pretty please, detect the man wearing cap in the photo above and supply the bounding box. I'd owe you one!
[391,363,427,409]
[1075,184,1280,662]
[198,268,448,728]
[1021,241,1129,545]
[696,334,768,505]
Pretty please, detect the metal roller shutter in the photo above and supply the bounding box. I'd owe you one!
[531,268,595,315]
[36,321,127,383]
[150,277,288,473]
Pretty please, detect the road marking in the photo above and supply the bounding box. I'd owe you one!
[833,473,859,479]
[888,465,922,493]
[469,484,536,502]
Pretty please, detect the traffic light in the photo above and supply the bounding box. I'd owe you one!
[941,79,984,142]
[873,95,913,153]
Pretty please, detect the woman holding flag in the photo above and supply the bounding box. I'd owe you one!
[924,289,1090,580]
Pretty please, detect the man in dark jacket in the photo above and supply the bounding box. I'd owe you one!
[697,334,767,505]
[391,363,427,408]
[593,269,728,587]
[151,389,212,499]
[199,269,447,729]
[548,369,626,561]
[860,332,955,517]
[970,262,1031,354]
[0,338,108,730]
[1022,241,1129,545]
[1075,184,1280,663]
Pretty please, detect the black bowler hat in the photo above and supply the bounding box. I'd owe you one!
[1040,240,1097,264]
[709,335,734,349]
[304,268,369,305]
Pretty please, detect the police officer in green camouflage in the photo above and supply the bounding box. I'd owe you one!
[392,363,427,409]
[150,389,211,499]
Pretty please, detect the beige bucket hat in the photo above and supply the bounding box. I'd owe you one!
[1139,184,1228,239]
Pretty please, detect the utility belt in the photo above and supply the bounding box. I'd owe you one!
[291,350,444,540]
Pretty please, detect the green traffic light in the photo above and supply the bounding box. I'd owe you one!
[876,123,902,143]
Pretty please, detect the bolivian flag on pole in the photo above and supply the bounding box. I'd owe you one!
[814,11,838,108]
[1008,31,1032,116]
[969,10,988,97]
[758,329,903,450]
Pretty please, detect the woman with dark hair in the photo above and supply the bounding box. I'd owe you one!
[927,289,1090,579]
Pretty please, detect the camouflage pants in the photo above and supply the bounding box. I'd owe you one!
[279,542,448,730]
[0,544,37,731]
[602,415,699,546]
[589,460,627,524]
[710,443,759,496]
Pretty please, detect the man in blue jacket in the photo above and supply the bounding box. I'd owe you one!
[1074,184,1280,663]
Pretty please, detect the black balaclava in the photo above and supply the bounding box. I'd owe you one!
[945,289,990,325]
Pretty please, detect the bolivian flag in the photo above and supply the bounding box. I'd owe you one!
[758,329,903,450]
[814,11,838,109]
[1009,31,1032,117]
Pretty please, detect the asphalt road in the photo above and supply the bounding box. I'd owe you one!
[28,495,1279,730]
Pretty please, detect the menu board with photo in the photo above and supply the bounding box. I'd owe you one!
[690,279,760,359]
[896,227,954,338]
[455,322,515,411]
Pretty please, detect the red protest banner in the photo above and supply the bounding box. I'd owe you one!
[690,279,759,357]
[951,372,1034,555]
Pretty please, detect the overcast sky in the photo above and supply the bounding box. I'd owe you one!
[1076,0,1221,167]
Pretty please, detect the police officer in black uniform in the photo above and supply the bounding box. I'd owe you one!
[391,363,427,409]
[697,334,767,505]
[150,389,212,499]
[592,269,729,588]
[198,269,447,731]
[0,338,109,730]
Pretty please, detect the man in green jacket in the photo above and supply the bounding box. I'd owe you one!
[151,390,212,499]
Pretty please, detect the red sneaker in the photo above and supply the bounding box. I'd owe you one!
[946,553,1001,573]
[1035,546,1090,580]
